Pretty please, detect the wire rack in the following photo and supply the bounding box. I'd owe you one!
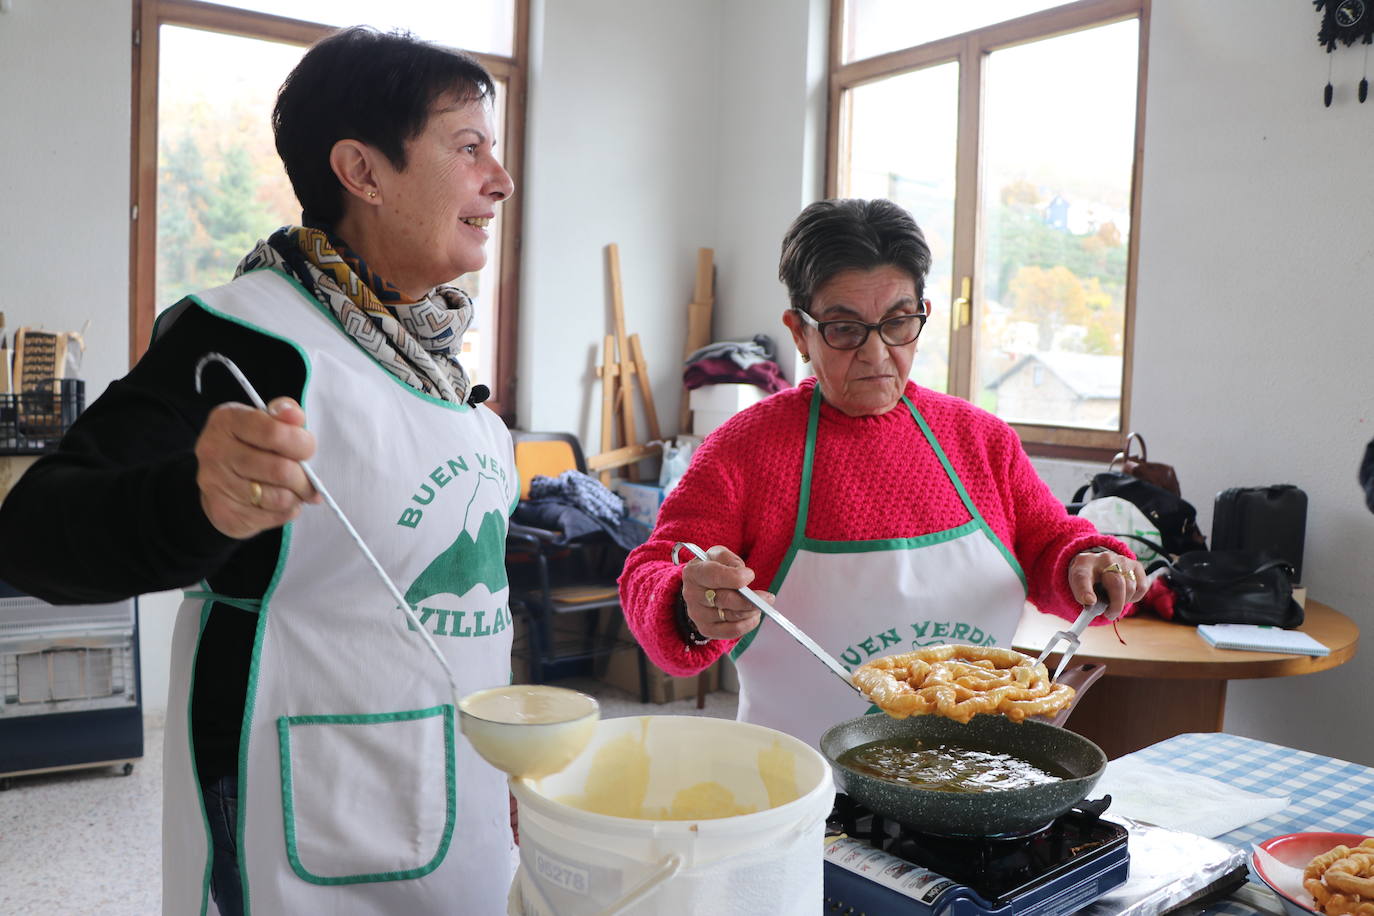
[0,379,84,455]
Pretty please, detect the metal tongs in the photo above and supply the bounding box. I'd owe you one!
[671,541,863,696]
[1033,592,1109,681]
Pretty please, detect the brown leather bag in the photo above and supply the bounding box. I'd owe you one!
[1111,432,1181,496]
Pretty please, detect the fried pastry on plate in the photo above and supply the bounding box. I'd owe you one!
[1306,840,1374,916]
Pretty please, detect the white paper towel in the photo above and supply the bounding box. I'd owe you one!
[1093,758,1289,838]
[1252,845,1312,910]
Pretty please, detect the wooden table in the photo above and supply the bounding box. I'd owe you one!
[1011,600,1359,760]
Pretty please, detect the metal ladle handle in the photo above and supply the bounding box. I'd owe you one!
[671,541,859,694]
[194,352,462,706]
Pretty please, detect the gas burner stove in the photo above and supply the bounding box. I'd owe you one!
[823,794,1130,915]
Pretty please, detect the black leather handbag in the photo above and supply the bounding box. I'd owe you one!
[1072,471,1208,557]
[1167,549,1304,629]
[1211,485,1307,583]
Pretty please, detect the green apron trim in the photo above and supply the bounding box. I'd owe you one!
[906,395,1028,592]
[188,599,216,916]
[793,519,982,553]
[249,267,473,413]
[732,386,1026,660]
[182,590,262,613]
[731,391,823,660]
[185,269,473,414]
[235,515,297,916]
[184,284,319,916]
[277,705,458,885]
[786,387,824,549]
[732,389,816,661]
[183,287,312,384]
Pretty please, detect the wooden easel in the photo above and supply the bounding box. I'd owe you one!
[678,248,715,434]
[589,244,662,485]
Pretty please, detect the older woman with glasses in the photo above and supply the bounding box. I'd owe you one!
[618,198,1146,748]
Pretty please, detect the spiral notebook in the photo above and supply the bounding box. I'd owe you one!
[1196,623,1330,656]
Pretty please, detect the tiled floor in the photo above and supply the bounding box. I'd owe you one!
[0,679,738,916]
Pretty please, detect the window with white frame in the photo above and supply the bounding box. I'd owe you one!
[830,0,1147,456]
[131,0,526,418]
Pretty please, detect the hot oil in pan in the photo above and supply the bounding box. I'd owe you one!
[836,737,1072,792]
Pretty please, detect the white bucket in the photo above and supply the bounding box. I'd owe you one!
[508,715,833,916]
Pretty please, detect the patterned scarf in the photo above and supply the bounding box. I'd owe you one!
[236,226,473,404]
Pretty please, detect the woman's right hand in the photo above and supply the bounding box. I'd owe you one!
[679,545,768,641]
[195,398,320,540]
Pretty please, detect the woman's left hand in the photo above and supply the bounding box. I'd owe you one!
[1068,550,1148,621]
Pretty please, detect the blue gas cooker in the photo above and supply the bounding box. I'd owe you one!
[822,797,1130,915]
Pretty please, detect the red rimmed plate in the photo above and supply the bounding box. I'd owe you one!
[1251,832,1374,916]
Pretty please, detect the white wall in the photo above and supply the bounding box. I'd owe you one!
[0,0,130,395]
[518,0,829,447]
[1133,0,1374,764]
[517,0,725,447]
[710,0,830,349]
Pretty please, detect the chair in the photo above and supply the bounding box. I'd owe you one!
[505,431,649,702]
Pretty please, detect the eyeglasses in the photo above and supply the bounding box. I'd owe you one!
[795,301,930,350]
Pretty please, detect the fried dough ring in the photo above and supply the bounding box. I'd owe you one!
[1322,894,1374,916]
[1305,839,1374,915]
[852,644,1075,724]
[1326,854,1374,899]
[1309,847,1357,881]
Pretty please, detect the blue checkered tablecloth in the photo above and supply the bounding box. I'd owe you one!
[1120,732,1374,914]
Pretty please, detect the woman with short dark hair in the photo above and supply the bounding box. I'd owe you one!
[0,26,517,915]
[620,198,1146,748]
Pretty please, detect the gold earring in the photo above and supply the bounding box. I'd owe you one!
[800,353,810,363]
[367,190,377,199]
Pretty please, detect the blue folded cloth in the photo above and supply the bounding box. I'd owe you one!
[527,470,625,525]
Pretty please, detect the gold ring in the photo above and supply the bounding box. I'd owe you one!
[703,588,717,608]
[718,606,726,622]
[249,480,263,508]
[1103,562,1124,575]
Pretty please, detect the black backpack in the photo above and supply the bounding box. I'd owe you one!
[1072,471,1208,557]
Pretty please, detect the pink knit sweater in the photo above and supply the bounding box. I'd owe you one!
[618,378,1129,676]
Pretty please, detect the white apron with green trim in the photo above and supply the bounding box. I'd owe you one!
[159,269,518,915]
[732,386,1027,749]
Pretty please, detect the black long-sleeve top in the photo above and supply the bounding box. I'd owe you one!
[0,303,306,782]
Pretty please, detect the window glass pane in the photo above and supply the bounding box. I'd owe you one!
[452,80,507,394]
[975,20,1138,431]
[840,63,958,393]
[844,0,1066,62]
[156,26,507,390]
[209,1,514,55]
[156,26,304,310]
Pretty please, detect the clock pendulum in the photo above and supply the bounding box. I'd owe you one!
[1316,0,1374,105]
[1362,45,1369,102]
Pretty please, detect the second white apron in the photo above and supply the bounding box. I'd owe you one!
[732,386,1028,749]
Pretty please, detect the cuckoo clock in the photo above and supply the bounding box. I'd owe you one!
[1316,0,1374,104]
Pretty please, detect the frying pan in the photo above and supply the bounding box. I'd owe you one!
[819,712,1107,836]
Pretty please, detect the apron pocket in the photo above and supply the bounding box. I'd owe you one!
[278,705,456,884]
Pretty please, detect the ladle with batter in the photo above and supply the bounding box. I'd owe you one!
[459,684,600,779]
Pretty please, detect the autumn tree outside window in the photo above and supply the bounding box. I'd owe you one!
[828,0,1149,457]
[130,0,528,420]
